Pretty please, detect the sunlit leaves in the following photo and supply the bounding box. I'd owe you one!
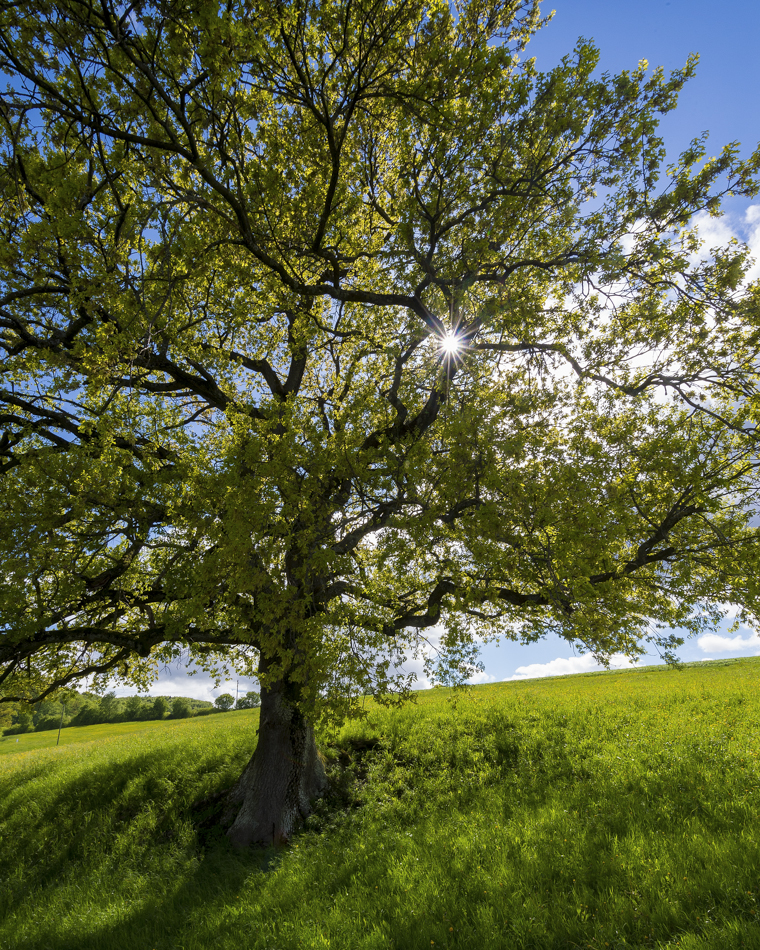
[0,0,759,714]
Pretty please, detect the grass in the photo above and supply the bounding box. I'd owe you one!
[0,713,235,756]
[1,659,759,949]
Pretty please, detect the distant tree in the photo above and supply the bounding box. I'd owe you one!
[214,694,235,712]
[99,692,119,722]
[149,697,169,720]
[11,708,32,734]
[170,698,192,719]
[0,699,16,732]
[32,699,60,727]
[34,715,65,732]
[70,702,98,727]
[123,696,144,721]
[236,692,261,710]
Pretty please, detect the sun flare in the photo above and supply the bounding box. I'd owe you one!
[441,332,461,357]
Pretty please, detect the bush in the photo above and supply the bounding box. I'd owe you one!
[70,704,101,727]
[34,716,65,732]
[5,709,33,735]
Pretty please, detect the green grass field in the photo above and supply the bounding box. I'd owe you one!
[0,712,234,756]
[2,658,759,950]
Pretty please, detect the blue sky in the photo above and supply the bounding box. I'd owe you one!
[470,0,760,685]
[139,0,760,701]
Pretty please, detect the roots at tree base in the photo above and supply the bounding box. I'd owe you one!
[223,677,327,848]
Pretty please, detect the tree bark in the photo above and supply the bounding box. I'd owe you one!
[224,674,327,848]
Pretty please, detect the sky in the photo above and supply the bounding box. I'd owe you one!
[131,0,760,702]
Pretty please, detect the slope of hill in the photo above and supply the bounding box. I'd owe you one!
[1,659,759,950]
[0,704,236,755]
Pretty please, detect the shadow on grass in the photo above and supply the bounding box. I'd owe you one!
[9,840,272,950]
[3,710,760,950]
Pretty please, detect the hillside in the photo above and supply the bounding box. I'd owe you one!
[1,658,759,949]
[0,706,241,756]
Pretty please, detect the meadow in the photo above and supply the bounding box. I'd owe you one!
[1,658,759,950]
[0,714,217,756]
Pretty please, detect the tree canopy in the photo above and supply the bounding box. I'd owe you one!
[1,0,759,843]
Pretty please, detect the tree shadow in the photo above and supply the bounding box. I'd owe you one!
[4,718,759,950]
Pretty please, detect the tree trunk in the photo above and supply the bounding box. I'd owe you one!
[224,674,327,849]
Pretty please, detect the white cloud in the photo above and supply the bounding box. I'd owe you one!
[741,205,760,284]
[696,632,760,655]
[690,205,760,285]
[691,210,736,256]
[467,670,497,685]
[506,652,638,681]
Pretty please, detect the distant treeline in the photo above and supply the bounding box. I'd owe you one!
[1,689,260,736]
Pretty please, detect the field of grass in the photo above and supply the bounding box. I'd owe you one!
[0,712,235,756]
[1,658,759,950]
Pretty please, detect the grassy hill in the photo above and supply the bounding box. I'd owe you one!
[0,710,225,756]
[1,659,759,950]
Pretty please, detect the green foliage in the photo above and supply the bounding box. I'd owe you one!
[99,692,119,721]
[171,698,192,719]
[214,694,236,712]
[0,700,16,731]
[236,691,261,710]
[4,706,32,735]
[1,660,760,948]
[31,700,61,728]
[33,715,64,733]
[2,692,215,739]
[0,0,759,719]
[149,697,170,720]
[69,702,100,728]
[124,695,145,721]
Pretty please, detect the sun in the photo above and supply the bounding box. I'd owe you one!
[440,332,461,357]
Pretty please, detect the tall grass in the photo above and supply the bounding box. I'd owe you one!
[1,659,759,949]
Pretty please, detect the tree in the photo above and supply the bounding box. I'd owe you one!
[237,692,261,710]
[31,698,60,727]
[149,697,169,720]
[8,707,32,734]
[124,695,145,721]
[0,0,759,847]
[70,700,100,727]
[214,693,236,712]
[99,691,119,722]
[170,697,192,718]
[0,696,17,732]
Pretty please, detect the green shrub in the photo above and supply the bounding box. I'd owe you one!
[33,715,64,733]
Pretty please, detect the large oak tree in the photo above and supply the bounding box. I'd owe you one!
[1,0,759,847]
